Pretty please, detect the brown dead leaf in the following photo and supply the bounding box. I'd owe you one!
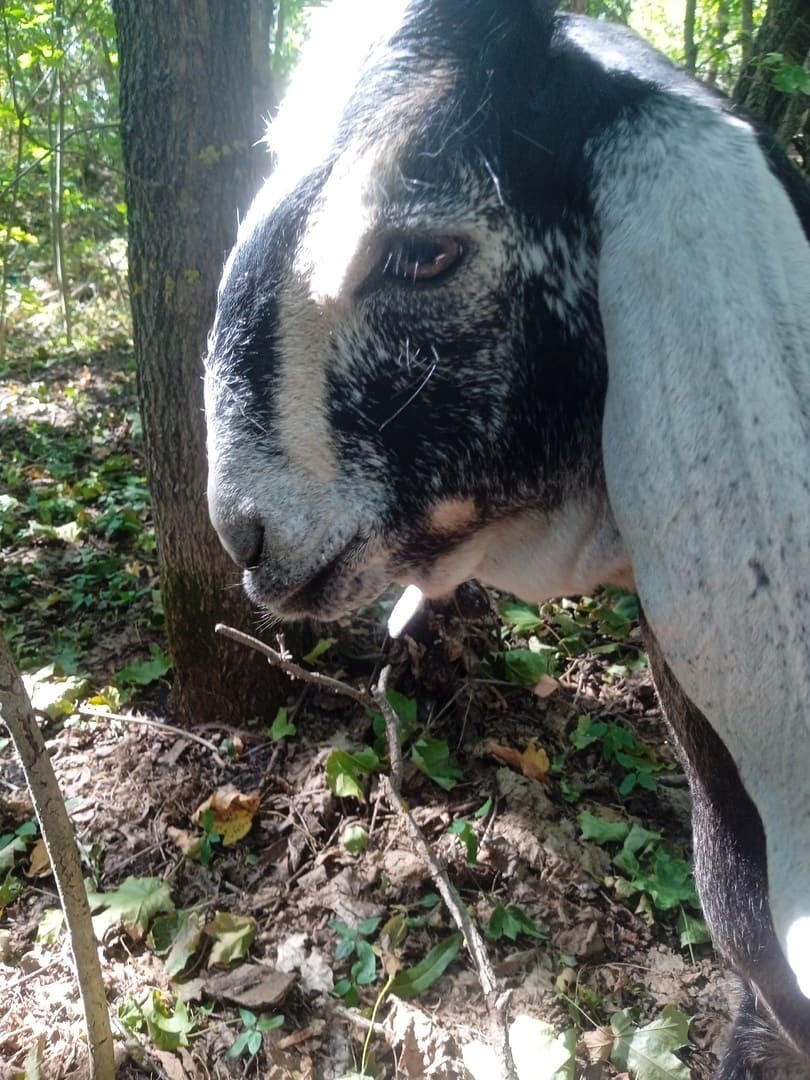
[277,1025,322,1050]
[489,739,550,782]
[192,785,260,845]
[25,838,51,879]
[533,674,559,698]
[582,1026,615,1063]
[202,963,295,1009]
[166,825,202,858]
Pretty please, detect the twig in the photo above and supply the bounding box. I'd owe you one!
[371,666,517,1080]
[215,623,374,710]
[218,622,517,1080]
[77,707,226,766]
[0,635,115,1080]
[371,666,403,790]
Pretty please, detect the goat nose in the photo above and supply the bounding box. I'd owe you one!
[214,517,265,570]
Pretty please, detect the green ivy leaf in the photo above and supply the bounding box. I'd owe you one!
[206,911,256,966]
[610,1005,691,1080]
[147,908,205,977]
[486,902,545,942]
[410,735,463,791]
[578,810,630,846]
[389,932,463,999]
[448,819,478,865]
[141,990,194,1051]
[502,646,557,686]
[268,706,296,741]
[115,644,171,688]
[87,876,174,941]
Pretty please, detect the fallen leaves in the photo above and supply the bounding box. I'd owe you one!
[489,739,551,782]
[192,786,260,846]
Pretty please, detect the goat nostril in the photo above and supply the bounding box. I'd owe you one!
[243,526,264,570]
[220,520,264,571]
[240,523,265,571]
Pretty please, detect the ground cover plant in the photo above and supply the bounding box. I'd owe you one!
[1,344,740,1078]
[4,0,808,1074]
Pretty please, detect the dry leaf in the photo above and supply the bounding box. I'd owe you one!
[193,785,260,845]
[26,838,52,878]
[582,1025,615,1063]
[489,739,550,782]
[202,963,295,1008]
[167,826,202,858]
[533,674,559,698]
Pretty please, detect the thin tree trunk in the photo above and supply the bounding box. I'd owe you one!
[114,0,299,726]
[740,0,755,67]
[49,0,72,346]
[707,0,730,85]
[684,0,698,72]
[0,635,114,1080]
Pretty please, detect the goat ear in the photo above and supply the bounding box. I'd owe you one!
[596,101,810,995]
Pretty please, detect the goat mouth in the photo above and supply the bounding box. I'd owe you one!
[243,534,385,619]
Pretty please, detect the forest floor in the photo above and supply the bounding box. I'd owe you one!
[1,347,738,1079]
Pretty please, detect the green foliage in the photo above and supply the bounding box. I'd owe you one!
[497,589,645,691]
[485,902,546,943]
[571,715,662,795]
[115,644,171,690]
[268,705,297,741]
[228,1009,284,1060]
[147,908,206,978]
[1,0,127,356]
[206,911,257,966]
[610,1005,691,1080]
[326,747,382,801]
[325,688,465,798]
[410,734,464,791]
[197,808,222,867]
[759,52,810,95]
[578,810,700,914]
[139,990,195,1051]
[330,916,382,1006]
[1,350,162,686]
[447,818,478,866]
[389,932,463,999]
[86,875,174,940]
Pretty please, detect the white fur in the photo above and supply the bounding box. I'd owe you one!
[405,495,633,602]
[594,97,810,995]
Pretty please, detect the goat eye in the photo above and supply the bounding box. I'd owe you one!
[383,236,463,282]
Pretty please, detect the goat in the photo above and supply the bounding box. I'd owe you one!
[204,2,810,1074]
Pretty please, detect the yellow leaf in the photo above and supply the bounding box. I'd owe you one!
[193,786,260,845]
[489,740,550,783]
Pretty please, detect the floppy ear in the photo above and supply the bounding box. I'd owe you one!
[595,101,810,992]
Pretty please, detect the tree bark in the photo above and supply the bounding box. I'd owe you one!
[684,0,698,73]
[734,0,810,167]
[114,0,298,726]
[0,635,114,1079]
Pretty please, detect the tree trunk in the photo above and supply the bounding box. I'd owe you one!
[740,0,755,68]
[684,0,698,72]
[734,0,810,168]
[114,0,298,726]
[49,0,72,346]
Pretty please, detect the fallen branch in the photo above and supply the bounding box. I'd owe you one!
[215,623,374,711]
[217,622,517,1080]
[77,706,226,766]
[0,635,115,1080]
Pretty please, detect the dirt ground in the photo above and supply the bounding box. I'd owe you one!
[0,349,736,1079]
[1,600,740,1079]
